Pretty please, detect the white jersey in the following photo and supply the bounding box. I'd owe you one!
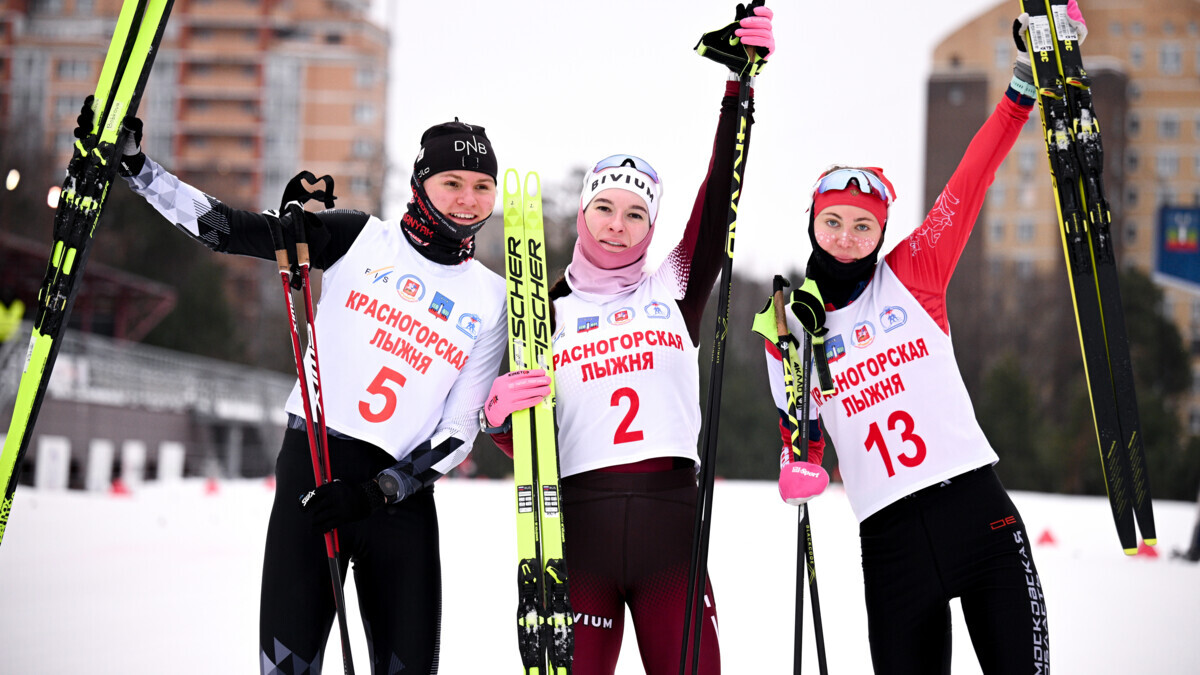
[552,268,701,477]
[784,262,998,521]
[285,216,507,462]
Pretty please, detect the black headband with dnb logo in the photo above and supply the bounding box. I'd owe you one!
[413,118,497,184]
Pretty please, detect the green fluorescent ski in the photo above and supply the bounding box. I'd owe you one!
[503,169,572,674]
[0,0,175,547]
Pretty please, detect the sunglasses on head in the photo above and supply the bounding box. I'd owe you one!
[813,168,893,205]
[591,154,660,184]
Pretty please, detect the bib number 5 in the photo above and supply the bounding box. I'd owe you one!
[359,366,407,423]
[864,409,927,477]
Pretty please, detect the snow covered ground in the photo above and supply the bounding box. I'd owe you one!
[1,478,1197,674]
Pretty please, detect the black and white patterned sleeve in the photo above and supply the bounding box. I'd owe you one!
[123,155,277,260]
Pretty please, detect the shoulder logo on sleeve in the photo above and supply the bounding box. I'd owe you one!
[852,321,876,348]
[577,316,599,333]
[428,292,454,321]
[456,313,481,340]
[879,306,908,332]
[825,334,846,364]
[365,266,394,285]
[644,300,671,319]
[607,307,635,326]
[396,274,426,302]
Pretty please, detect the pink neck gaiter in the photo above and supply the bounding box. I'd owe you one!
[566,205,654,296]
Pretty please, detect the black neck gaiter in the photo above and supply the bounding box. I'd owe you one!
[400,175,484,265]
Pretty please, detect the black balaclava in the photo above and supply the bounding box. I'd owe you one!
[401,119,497,265]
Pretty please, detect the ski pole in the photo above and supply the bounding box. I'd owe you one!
[771,277,829,675]
[680,18,761,675]
[269,204,356,675]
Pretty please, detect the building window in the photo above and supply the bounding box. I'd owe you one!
[1159,113,1180,139]
[1127,186,1139,207]
[353,138,374,158]
[56,96,78,117]
[1017,217,1034,243]
[1194,154,1200,176]
[988,181,1006,206]
[1018,146,1038,176]
[1130,44,1144,68]
[1128,83,1142,101]
[1127,150,1139,173]
[1016,260,1034,280]
[1124,221,1137,246]
[353,103,375,124]
[351,176,371,194]
[994,39,1010,70]
[1131,22,1144,37]
[76,0,94,14]
[1157,151,1180,178]
[56,59,90,80]
[1160,43,1182,75]
[1190,409,1200,435]
[1163,20,1176,35]
[1110,22,1123,36]
[990,219,1005,242]
[1128,113,1141,136]
[356,67,377,88]
[1156,185,1177,206]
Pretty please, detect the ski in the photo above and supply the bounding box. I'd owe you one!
[0,0,175,547]
[1021,0,1154,553]
[503,169,572,674]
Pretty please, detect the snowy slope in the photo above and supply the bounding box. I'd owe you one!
[0,478,1196,674]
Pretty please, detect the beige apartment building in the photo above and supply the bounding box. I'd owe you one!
[925,0,1200,435]
[1,0,387,213]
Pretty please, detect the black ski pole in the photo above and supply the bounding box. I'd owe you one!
[771,276,828,674]
[680,21,761,675]
[269,205,356,675]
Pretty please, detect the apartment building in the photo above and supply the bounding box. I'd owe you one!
[926,0,1200,434]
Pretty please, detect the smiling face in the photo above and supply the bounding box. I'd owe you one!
[583,188,652,253]
[422,170,497,226]
[813,204,884,262]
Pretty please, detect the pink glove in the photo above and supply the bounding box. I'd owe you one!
[735,6,775,59]
[484,369,551,428]
[779,461,829,506]
[1066,0,1088,43]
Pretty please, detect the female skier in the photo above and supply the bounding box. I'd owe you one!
[482,4,775,673]
[759,3,1090,673]
[79,108,507,673]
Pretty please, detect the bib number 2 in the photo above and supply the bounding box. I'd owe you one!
[359,366,407,423]
[611,387,644,444]
[864,409,926,477]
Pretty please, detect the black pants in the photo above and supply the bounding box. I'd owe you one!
[259,428,441,675]
[562,466,720,675]
[860,466,1049,675]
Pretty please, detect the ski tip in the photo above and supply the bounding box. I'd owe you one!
[504,168,521,196]
[1142,538,1157,547]
[1122,547,1138,556]
[523,171,541,200]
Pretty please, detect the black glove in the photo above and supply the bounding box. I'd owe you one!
[788,277,827,337]
[73,95,145,176]
[695,1,770,77]
[299,479,386,534]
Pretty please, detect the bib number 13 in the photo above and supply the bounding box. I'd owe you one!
[864,409,926,477]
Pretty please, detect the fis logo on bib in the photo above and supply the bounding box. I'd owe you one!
[365,266,394,285]
[852,321,876,348]
[428,292,454,321]
[608,308,635,326]
[880,306,908,332]
[825,334,846,364]
[553,324,566,343]
[577,316,599,333]
[644,300,670,319]
[396,274,426,302]
[457,313,480,340]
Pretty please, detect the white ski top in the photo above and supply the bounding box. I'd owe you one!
[780,262,998,521]
[285,216,507,463]
[551,267,701,477]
